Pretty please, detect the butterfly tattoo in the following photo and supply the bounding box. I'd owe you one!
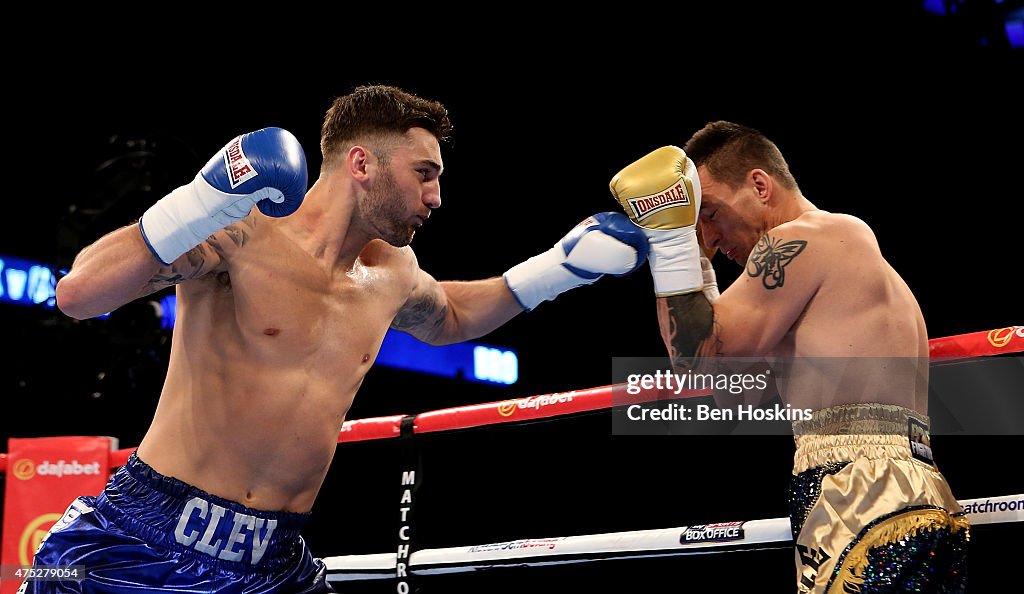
[745,235,808,289]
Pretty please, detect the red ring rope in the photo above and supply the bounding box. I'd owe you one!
[1,325,1020,474]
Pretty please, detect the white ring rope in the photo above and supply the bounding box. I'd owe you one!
[325,494,1023,581]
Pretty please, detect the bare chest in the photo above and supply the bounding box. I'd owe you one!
[192,255,406,365]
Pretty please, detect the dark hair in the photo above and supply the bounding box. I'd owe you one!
[683,121,797,190]
[320,84,452,167]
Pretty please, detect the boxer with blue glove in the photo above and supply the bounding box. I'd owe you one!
[37,126,326,594]
[41,85,647,594]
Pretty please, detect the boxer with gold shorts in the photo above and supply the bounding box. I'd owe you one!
[610,121,971,592]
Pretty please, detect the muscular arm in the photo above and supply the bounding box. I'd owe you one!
[56,224,224,320]
[391,268,524,346]
[661,230,820,362]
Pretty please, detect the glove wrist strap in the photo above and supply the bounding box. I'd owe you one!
[645,228,702,297]
[139,177,218,265]
[503,245,590,311]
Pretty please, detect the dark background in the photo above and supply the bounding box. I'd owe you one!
[2,4,1021,592]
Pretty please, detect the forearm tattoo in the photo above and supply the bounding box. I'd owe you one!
[745,235,807,289]
[145,244,211,292]
[143,222,250,292]
[657,292,719,370]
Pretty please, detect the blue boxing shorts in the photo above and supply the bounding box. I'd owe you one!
[21,451,332,593]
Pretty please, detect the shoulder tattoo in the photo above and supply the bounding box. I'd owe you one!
[745,235,807,290]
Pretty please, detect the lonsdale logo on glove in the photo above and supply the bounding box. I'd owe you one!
[225,136,259,189]
[609,145,703,296]
[625,181,692,223]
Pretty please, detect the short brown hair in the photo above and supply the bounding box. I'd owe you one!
[683,121,797,190]
[320,84,452,168]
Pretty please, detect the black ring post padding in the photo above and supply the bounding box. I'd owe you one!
[400,414,417,439]
[396,414,422,592]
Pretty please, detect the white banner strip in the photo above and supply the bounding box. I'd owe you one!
[957,494,1024,525]
[325,493,1022,579]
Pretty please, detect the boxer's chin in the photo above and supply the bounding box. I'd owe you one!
[383,225,416,248]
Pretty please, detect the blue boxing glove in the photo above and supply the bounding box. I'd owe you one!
[503,212,649,311]
[139,127,307,265]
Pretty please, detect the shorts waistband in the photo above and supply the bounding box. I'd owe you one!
[792,404,935,473]
[791,403,929,436]
[95,451,311,569]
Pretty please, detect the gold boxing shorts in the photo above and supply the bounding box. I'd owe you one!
[788,404,970,593]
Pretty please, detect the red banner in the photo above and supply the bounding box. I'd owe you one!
[1,437,112,594]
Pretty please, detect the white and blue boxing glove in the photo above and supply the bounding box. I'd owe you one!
[503,212,649,311]
[139,127,307,265]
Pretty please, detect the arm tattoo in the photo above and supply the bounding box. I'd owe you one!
[391,290,449,334]
[223,225,249,248]
[745,235,807,289]
[657,292,720,370]
[145,245,210,292]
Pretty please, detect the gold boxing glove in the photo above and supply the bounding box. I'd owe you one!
[609,146,702,297]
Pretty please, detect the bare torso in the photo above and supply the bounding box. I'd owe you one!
[136,215,415,512]
[761,212,930,414]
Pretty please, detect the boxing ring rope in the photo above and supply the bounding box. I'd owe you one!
[325,494,1023,581]
[317,326,1024,582]
[2,326,1021,473]
[0,325,1022,585]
